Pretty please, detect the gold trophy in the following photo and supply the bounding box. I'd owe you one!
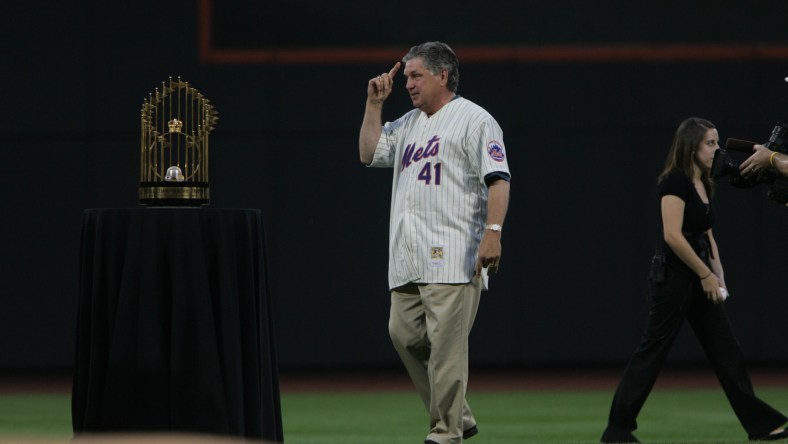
[139,77,219,206]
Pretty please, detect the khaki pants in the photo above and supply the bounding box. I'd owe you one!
[389,280,482,444]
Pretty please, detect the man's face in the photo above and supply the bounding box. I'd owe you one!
[403,57,446,114]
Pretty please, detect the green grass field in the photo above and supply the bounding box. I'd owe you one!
[1,388,787,443]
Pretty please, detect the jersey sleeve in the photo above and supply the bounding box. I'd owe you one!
[368,116,405,168]
[469,116,510,185]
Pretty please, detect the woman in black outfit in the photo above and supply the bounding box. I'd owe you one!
[600,117,788,443]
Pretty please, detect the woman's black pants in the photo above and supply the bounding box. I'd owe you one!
[601,267,786,442]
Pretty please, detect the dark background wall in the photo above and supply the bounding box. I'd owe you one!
[2,0,788,374]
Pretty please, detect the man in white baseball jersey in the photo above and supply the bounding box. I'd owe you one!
[359,41,511,444]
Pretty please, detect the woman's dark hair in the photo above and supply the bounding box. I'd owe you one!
[402,41,459,93]
[658,117,716,196]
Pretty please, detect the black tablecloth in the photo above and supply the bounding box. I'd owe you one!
[72,208,283,442]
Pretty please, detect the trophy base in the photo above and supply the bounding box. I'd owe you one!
[139,182,209,206]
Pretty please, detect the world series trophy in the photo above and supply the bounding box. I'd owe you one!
[139,77,219,206]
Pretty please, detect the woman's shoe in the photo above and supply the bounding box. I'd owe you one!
[755,428,788,441]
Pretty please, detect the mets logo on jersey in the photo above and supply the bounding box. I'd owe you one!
[487,141,505,162]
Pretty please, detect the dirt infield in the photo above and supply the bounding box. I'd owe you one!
[275,367,788,393]
[2,368,786,394]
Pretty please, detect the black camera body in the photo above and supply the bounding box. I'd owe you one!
[711,120,788,204]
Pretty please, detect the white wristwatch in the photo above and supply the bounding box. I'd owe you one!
[485,224,502,232]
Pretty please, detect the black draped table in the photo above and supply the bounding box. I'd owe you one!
[72,208,283,442]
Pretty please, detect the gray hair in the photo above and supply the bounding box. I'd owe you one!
[402,41,459,93]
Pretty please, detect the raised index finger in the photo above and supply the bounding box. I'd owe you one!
[389,62,401,78]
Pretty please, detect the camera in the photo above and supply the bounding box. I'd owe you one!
[711,120,788,204]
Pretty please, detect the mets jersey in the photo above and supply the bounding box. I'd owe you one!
[369,96,511,290]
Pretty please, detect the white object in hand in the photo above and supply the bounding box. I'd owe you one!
[720,287,729,301]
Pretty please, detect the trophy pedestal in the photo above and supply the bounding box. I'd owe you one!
[139,181,209,206]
